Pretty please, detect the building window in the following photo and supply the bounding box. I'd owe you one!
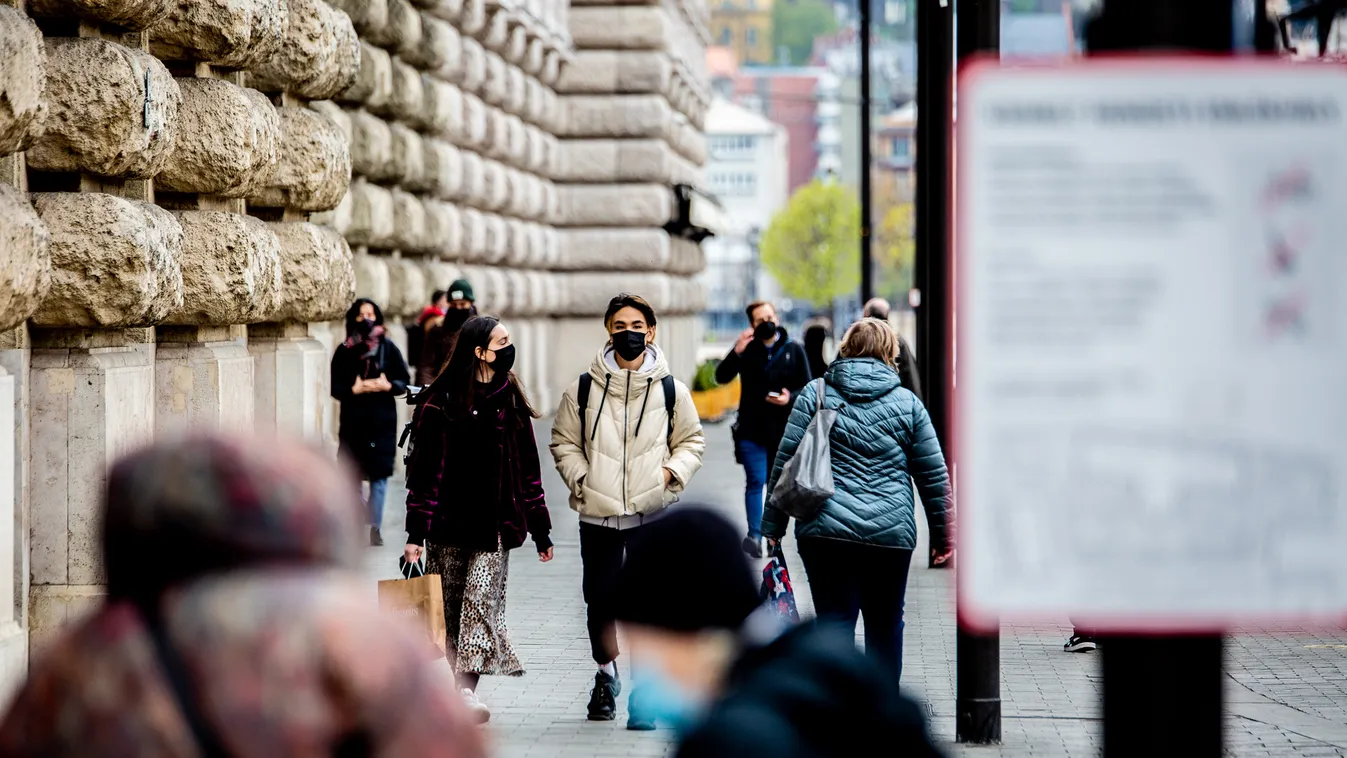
[747,27,757,46]
[709,171,757,196]
[720,27,731,45]
[709,134,756,158]
[890,137,910,158]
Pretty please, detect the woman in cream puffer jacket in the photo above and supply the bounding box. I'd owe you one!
[551,344,705,521]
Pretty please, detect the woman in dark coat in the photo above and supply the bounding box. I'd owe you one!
[331,298,410,547]
[802,319,831,380]
[403,315,553,723]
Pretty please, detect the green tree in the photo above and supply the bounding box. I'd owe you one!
[770,0,838,65]
[761,180,860,308]
[873,191,915,304]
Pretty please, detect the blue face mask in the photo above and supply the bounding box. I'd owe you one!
[630,663,708,734]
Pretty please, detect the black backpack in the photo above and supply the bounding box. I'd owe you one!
[577,373,677,453]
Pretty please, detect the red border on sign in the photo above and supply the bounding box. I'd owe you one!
[952,54,1347,635]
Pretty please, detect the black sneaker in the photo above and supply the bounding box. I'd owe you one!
[587,670,620,721]
[1064,634,1097,653]
[742,536,762,559]
[369,527,384,547]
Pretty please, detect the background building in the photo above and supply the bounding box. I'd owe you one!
[725,66,838,192]
[0,0,710,698]
[710,0,776,65]
[699,98,789,338]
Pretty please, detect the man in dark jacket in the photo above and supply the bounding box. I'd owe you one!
[614,508,944,758]
[716,301,811,557]
[862,297,922,402]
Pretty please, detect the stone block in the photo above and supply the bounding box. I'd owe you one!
[0,185,51,334]
[481,158,508,211]
[348,108,393,182]
[337,178,395,248]
[675,119,707,166]
[151,0,287,68]
[556,183,671,227]
[31,193,183,328]
[460,35,486,94]
[425,138,464,200]
[389,122,427,190]
[402,12,451,70]
[327,0,388,39]
[481,212,506,263]
[352,253,392,308]
[425,0,464,22]
[460,148,485,206]
[505,64,526,115]
[252,106,351,212]
[557,227,669,271]
[269,221,355,322]
[482,49,507,107]
[459,207,485,261]
[28,38,180,179]
[390,188,428,252]
[28,0,171,30]
[560,94,670,140]
[158,79,280,197]
[668,236,706,275]
[431,23,465,84]
[555,50,670,95]
[0,6,47,156]
[386,256,427,316]
[460,91,488,149]
[249,0,360,100]
[337,42,393,109]
[155,327,255,435]
[554,138,674,183]
[420,75,460,137]
[386,58,425,123]
[423,198,462,257]
[167,211,283,325]
[376,0,422,54]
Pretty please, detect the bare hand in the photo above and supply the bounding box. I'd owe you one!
[351,377,367,395]
[404,543,422,564]
[765,388,791,407]
[365,375,392,393]
[538,547,554,563]
[765,537,781,555]
[931,547,954,567]
[734,328,754,354]
[663,468,675,489]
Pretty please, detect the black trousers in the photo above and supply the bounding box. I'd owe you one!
[579,521,645,665]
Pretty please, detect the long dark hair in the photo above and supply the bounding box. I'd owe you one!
[343,298,384,337]
[434,315,538,421]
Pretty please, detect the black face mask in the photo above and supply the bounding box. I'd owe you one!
[443,308,472,332]
[613,330,647,362]
[754,321,777,342]
[489,344,516,375]
[355,319,374,337]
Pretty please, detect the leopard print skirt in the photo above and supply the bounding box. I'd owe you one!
[425,537,524,677]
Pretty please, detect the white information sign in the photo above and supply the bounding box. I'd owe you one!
[958,60,1347,630]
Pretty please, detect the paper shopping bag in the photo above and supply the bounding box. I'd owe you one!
[378,572,447,661]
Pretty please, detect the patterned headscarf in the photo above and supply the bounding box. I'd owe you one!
[102,434,363,604]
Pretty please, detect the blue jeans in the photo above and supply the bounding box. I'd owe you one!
[799,538,914,685]
[365,477,388,528]
[736,438,770,539]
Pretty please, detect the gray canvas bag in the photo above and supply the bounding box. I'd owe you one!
[768,378,837,521]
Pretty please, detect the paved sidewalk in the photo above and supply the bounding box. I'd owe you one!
[364,420,1347,757]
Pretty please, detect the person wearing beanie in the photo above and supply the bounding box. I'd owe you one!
[417,278,478,386]
[550,293,706,728]
[614,508,944,758]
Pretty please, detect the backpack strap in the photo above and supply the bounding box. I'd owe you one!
[662,374,676,449]
[577,373,593,449]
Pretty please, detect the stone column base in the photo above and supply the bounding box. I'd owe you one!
[28,585,105,661]
[249,322,328,446]
[155,326,255,435]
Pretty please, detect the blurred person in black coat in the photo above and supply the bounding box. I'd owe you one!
[862,298,922,402]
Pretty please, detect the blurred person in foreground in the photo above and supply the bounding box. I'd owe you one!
[331,298,411,547]
[0,434,486,758]
[404,315,554,723]
[614,508,944,758]
[418,278,478,386]
[861,297,923,402]
[766,318,953,685]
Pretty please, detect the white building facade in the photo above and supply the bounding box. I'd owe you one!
[699,98,788,339]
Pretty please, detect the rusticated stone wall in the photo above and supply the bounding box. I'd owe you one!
[0,0,709,701]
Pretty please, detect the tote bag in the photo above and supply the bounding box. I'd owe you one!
[767,378,837,521]
[377,557,447,661]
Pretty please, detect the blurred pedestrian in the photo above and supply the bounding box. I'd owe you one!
[418,278,477,386]
[0,435,486,758]
[550,293,706,729]
[614,508,944,758]
[862,297,923,402]
[408,288,449,372]
[802,318,831,380]
[1065,624,1097,652]
[331,298,411,547]
[716,301,812,558]
[765,318,954,685]
[404,315,553,723]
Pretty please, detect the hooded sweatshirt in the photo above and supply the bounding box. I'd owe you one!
[551,344,706,529]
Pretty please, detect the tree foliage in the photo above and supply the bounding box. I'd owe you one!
[873,180,915,303]
[760,180,860,308]
[770,0,837,65]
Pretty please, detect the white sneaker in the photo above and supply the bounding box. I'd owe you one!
[461,688,491,724]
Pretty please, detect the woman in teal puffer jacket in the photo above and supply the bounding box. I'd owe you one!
[764,318,953,686]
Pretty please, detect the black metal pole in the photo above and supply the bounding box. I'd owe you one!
[1082,2,1266,755]
[950,0,1000,745]
[859,0,874,303]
